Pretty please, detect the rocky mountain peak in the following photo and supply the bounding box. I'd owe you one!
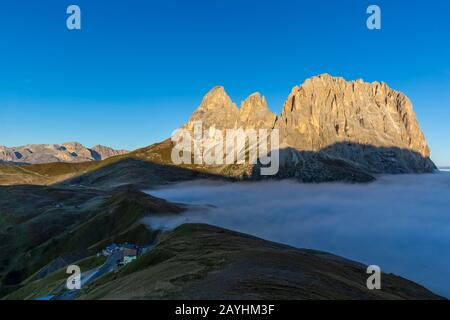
[179,76,435,176]
[63,141,84,148]
[61,141,93,159]
[240,92,277,129]
[185,86,240,130]
[275,75,431,159]
[199,86,238,112]
[0,143,128,164]
[91,145,129,161]
[204,85,225,97]
[185,87,279,131]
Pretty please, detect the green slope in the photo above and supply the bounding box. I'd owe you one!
[0,187,183,293]
[77,224,443,300]
[3,256,106,300]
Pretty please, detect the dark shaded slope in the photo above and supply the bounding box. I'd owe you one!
[1,138,437,189]
[0,186,108,286]
[61,157,224,189]
[59,140,438,187]
[79,224,443,300]
[0,187,183,291]
[0,156,125,186]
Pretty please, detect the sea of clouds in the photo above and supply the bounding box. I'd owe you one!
[143,172,450,298]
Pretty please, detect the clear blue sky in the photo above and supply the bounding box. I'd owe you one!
[0,0,449,165]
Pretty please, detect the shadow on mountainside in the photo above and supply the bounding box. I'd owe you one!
[0,186,184,291]
[53,140,437,188]
[53,224,447,300]
[249,141,436,183]
[57,157,230,190]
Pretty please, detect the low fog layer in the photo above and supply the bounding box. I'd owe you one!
[144,172,450,297]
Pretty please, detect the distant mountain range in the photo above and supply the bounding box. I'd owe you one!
[0,142,128,164]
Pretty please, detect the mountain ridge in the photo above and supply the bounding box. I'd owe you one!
[187,74,431,155]
[182,74,436,175]
[0,142,128,165]
[0,74,437,186]
[75,223,443,300]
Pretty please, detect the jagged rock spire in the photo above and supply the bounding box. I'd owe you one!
[185,86,240,131]
[240,92,277,129]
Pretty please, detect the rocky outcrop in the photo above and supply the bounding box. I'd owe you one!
[185,86,240,131]
[0,142,128,164]
[276,75,429,154]
[240,93,277,129]
[180,75,436,178]
[185,87,277,131]
[275,74,435,174]
[91,145,128,161]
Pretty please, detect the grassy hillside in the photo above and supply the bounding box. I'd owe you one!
[1,138,377,189]
[4,256,106,300]
[0,140,226,188]
[0,185,107,284]
[0,187,183,293]
[1,140,437,300]
[77,224,443,300]
[0,153,127,186]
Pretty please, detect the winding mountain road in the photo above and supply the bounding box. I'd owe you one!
[56,251,124,300]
